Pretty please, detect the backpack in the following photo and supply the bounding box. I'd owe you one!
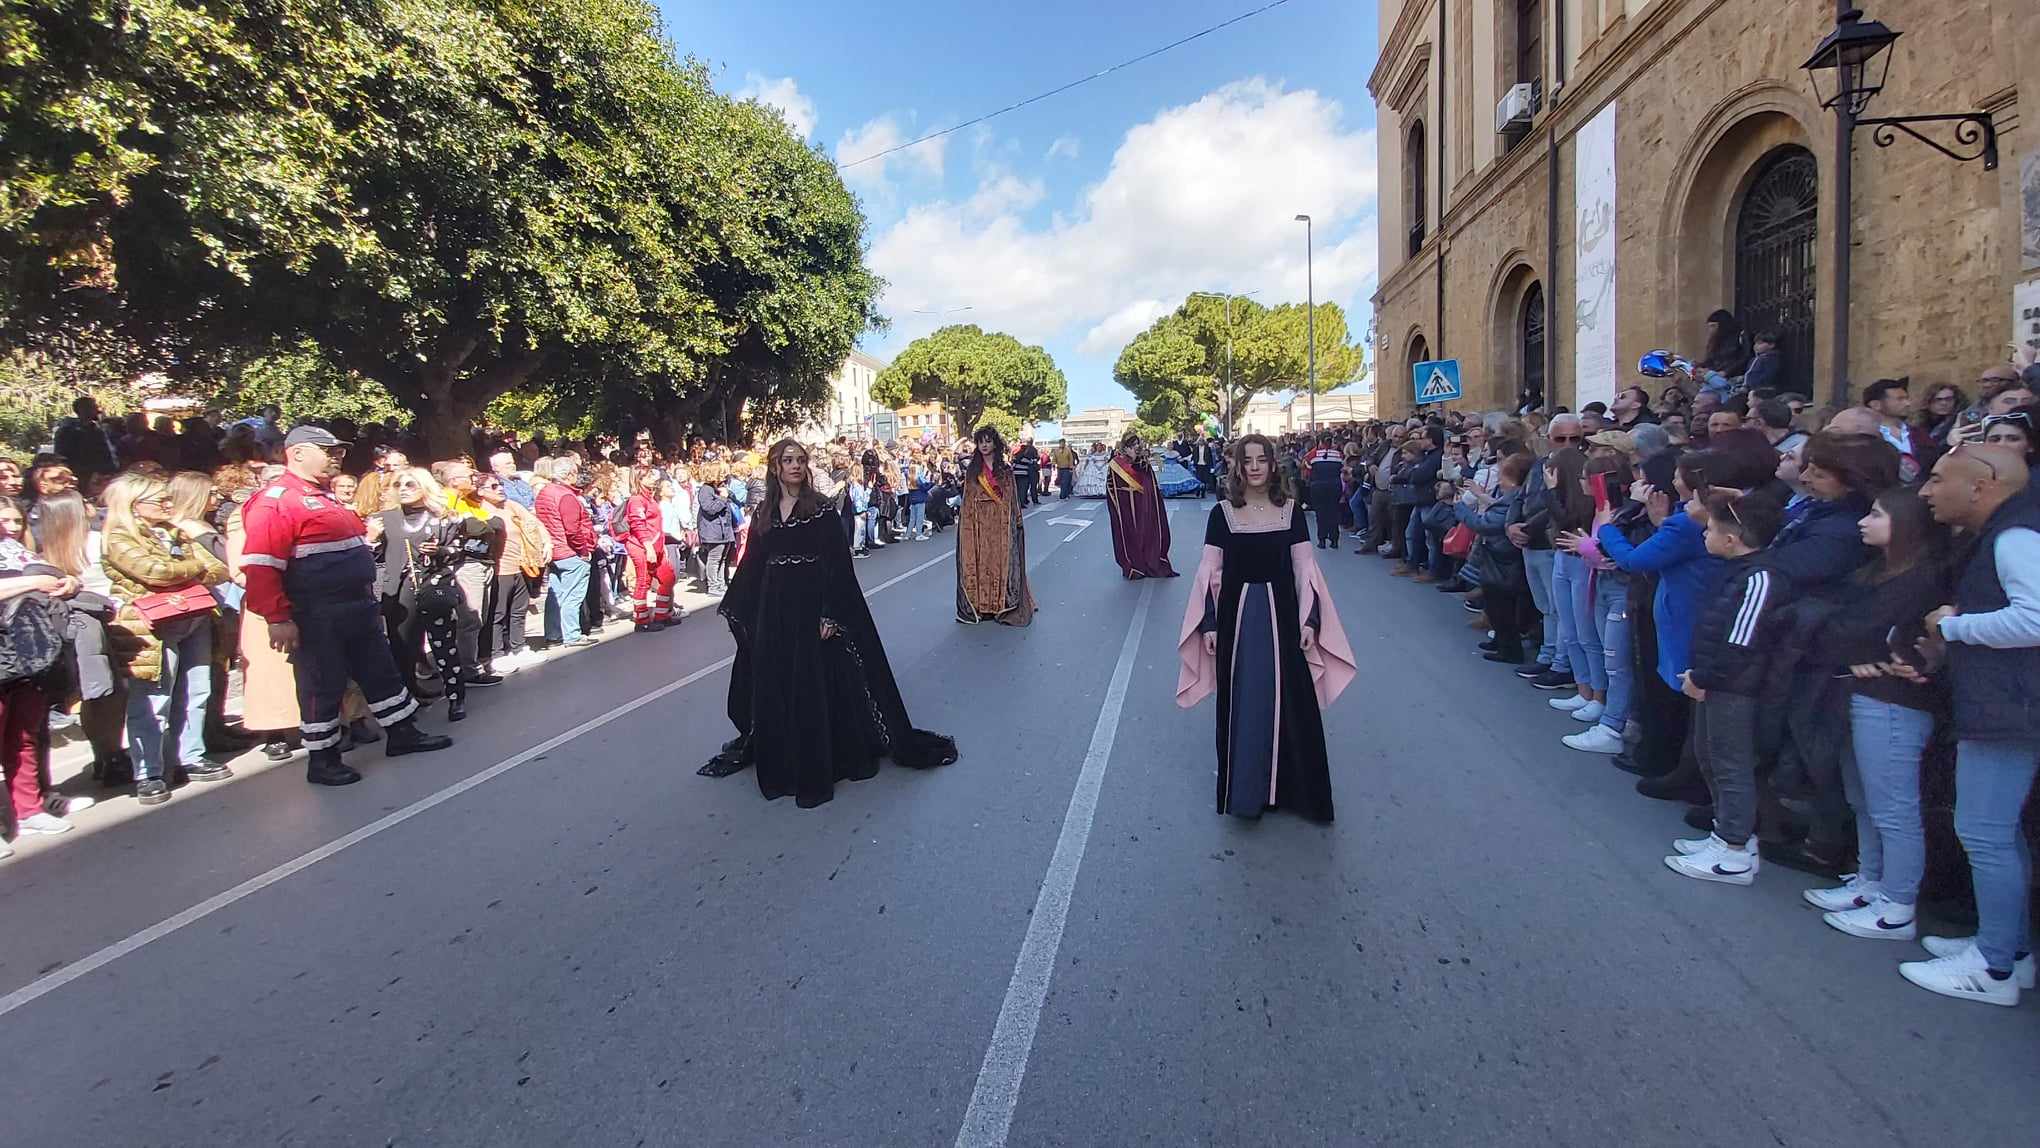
[0,589,70,685]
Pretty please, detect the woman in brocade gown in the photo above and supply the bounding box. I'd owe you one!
[955,426,1036,626]
[1074,443,1110,498]
[1177,434,1356,823]
[705,439,957,807]
[1104,432,1177,580]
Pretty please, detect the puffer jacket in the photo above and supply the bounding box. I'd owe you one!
[102,524,229,683]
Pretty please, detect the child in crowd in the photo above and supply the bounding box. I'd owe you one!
[1668,488,1790,885]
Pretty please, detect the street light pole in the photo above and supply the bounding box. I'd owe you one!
[1295,214,1317,431]
[1830,0,1854,409]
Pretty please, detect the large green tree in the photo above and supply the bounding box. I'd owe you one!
[870,324,1067,436]
[1112,295,1367,430]
[1,0,879,454]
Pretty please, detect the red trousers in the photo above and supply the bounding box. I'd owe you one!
[626,544,676,623]
[1,679,48,823]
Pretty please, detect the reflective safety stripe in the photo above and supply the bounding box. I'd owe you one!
[366,691,410,715]
[293,536,368,559]
[378,698,418,725]
[241,554,288,570]
[299,717,341,734]
[302,730,343,750]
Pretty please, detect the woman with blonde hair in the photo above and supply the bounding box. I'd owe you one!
[101,471,232,804]
[375,467,492,721]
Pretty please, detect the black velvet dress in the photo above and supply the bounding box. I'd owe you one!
[715,504,957,807]
[1196,503,1335,823]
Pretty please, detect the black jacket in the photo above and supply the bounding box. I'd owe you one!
[1688,555,1794,697]
[1391,448,1442,509]
[1767,493,1870,591]
[1803,561,1948,713]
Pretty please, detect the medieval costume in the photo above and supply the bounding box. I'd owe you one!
[956,467,1035,626]
[1176,501,1355,822]
[712,503,957,807]
[1104,446,1177,580]
[1073,448,1110,498]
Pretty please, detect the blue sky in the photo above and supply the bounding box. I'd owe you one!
[663,0,1382,416]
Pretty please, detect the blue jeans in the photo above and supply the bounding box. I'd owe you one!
[545,556,591,643]
[1347,489,1370,536]
[1524,548,1561,669]
[1953,738,2039,971]
[124,614,212,780]
[1844,696,1932,905]
[1402,507,1429,571]
[1592,574,1633,730]
[907,502,927,535]
[1551,551,1594,689]
[861,510,882,549]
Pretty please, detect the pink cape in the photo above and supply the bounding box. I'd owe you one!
[1175,540,1357,710]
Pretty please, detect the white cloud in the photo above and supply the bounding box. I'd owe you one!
[867,79,1379,356]
[835,114,947,195]
[734,73,816,140]
[1046,135,1081,161]
[1077,299,1171,355]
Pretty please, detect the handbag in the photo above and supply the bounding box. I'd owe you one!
[1441,522,1475,559]
[132,584,217,629]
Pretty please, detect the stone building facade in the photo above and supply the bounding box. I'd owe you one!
[1368,0,2035,420]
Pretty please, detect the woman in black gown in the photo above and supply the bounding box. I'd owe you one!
[1176,434,1356,822]
[702,439,957,807]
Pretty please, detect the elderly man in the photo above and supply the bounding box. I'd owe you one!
[1507,412,1585,688]
[490,450,535,509]
[1901,446,2040,1005]
[1824,405,1881,437]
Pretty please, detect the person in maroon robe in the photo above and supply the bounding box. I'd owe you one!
[1105,433,1178,580]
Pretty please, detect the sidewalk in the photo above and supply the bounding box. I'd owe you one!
[9,578,730,867]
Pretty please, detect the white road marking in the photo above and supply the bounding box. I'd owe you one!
[955,579,1156,1148]
[1045,515,1094,543]
[0,518,1053,1019]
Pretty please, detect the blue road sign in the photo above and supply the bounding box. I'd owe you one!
[1412,358,1463,404]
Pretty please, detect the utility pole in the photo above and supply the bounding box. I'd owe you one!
[1295,214,1317,431]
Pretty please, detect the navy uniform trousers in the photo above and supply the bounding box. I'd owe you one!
[289,584,417,752]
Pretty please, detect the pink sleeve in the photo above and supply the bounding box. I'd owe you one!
[1176,544,1223,708]
[1290,541,1357,708]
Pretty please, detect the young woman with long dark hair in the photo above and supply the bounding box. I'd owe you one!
[704,439,957,806]
[955,425,1034,625]
[1800,487,1950,939]
[1176,434,1356,823]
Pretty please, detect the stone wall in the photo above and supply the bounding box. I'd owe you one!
[1371,0,2026,420]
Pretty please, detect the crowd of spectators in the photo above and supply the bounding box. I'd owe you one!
[1300,354,2038,1008]
[0,402,1094,852]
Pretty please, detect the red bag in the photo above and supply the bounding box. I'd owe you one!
[132,585,217,629]
[1441,523,1475,559]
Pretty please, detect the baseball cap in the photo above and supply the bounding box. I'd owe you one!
[1587,429,1638,454]
[284,425,350,449]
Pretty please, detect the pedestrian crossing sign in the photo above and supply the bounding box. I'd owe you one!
[1412,358,1462,404]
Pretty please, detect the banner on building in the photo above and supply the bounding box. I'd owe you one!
[1574,102,1619,410]
[2016,276,2040,355]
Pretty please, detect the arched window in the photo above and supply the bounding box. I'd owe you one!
[1734,146,1818,394]
[1407,334,1431,389]
[1406,123,1428,256]
[1520,281,1546,410]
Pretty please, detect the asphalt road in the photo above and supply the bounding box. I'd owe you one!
[2,497,2036,1147]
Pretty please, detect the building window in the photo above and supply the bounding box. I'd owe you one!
[1515,0,1542,90]
[1406,122,1427,256]
[1520,281,1546,411]
[1407,335,1431,399]
[1734,146,1818,395]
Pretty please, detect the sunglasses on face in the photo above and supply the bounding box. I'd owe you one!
[1550,433,1583,445]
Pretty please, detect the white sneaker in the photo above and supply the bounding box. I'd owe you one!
[55,794,95,815]
[1562,725,1625,755]
[1673,832,1755,857]
[1823,897,1916,940]
[0,838,12,858]
[1570,700,1606,723]
[1802,874,1873,912]
[1899,944,2022,1007]
[1920,936,2037,989]
[19,812,73,835]
[1549,694,1590,712]
[1663,835,1757,885]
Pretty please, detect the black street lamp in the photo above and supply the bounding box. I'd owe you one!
[1802,4,2000,406]
[1802,7,1998,169]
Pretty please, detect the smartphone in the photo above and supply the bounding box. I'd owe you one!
[1588,472,1611,511]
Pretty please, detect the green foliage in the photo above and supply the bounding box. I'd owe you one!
[0,345,148,454]
[1,0,880,453]
[209,342,406,425]
[871,324,1067,436]
[483,387,596,443]
[1124,420,1173,444]
[1113,295,1368,430]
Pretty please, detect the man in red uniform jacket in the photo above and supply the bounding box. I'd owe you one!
[242,426,452,785]
[621,467,678,630]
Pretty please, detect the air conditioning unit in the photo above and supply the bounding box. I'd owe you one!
[1496,82,1537,134]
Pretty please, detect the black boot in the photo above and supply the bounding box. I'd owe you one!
[699,734,752,777]
[306,748,362,787]
[446,696,466,723]
[384,718,453,757]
